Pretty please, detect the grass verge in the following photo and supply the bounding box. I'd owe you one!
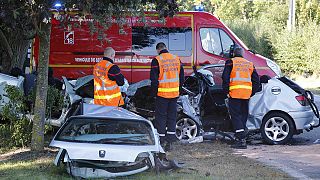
[0,141,290,179]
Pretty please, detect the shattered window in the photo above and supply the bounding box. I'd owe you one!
[55,118,155,145]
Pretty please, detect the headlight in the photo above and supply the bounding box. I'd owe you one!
[266,58,282,77]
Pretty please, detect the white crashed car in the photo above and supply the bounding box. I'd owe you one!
[50,103,169,179]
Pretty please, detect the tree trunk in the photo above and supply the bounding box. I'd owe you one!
[9,36,30,70]
[0,29,13,73]
[0,29,31,74]
[31,22,51,151]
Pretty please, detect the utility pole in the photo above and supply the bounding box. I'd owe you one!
[288,0,296,31]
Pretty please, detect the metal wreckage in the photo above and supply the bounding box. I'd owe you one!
[1,64,317,178]
[48,76,182,179]
[45,64,320,178]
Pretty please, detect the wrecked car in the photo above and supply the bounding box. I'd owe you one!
[50,66,319,145]
[126,64,320,145]
[49,103,173,178]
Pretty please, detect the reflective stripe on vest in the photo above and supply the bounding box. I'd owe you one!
[158,87,180,92]
[229,85,252,90]
[230,72,251,82]
[94,92,122,100]
[95,84,118,91]
[157,53,180,98]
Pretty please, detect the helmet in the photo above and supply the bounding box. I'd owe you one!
[229,44,243,58]
[197,69,215,86]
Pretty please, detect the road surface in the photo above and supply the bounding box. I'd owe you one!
[237,95,320,179]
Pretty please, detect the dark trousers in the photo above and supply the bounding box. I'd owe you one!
[154,96,178,143]
[228,98,249,140]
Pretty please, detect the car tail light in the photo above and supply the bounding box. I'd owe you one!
[295,95,307,106]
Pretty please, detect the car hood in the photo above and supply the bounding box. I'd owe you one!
[50,141,160,162]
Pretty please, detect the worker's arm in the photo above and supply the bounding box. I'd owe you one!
[150,58,159,97]
[108,65,125,86]
[251,67,261,96]
[222,59,233,95]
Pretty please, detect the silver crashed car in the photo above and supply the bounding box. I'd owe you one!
[179,64,319,144]
[50,103,166,179]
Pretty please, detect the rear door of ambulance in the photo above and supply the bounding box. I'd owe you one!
[49,16,133,81]
[131,13,194,83]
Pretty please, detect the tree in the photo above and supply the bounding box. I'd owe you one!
[0,0,178,151]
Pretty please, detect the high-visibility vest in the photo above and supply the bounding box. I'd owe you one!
[229,57,254,99]
[156,53,181,98]
[93,60,124,106]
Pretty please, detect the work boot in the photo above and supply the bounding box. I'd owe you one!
[231,139,247,149]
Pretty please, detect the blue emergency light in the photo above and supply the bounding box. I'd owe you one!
[54,3,62,8]
[195,4,204,12]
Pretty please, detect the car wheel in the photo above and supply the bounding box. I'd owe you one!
[261,112,295,145]
[176,116,199,140]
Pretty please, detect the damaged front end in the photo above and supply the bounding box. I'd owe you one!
[50,104,166,178]
[54,149,155,178]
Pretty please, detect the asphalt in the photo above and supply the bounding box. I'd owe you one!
[236,95,320,180]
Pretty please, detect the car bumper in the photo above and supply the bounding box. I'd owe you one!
[68,163,150,178]
[288,109,317,130]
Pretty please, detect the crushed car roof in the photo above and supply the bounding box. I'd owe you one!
[78,103,147,121]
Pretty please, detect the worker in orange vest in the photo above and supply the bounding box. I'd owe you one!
[222,45,260,149]
[150,42,184,151]
[93,47,124,106]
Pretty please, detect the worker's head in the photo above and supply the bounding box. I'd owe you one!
[233,45,243,57]
[104,47,116,59]
[156,42,167,54]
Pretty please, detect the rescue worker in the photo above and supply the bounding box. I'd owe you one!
[93,47,125,106]
[150,42,184,151]
[222,45,260,149]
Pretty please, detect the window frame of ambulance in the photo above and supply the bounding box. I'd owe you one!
[132,27,192,57]
[200,28,234,57]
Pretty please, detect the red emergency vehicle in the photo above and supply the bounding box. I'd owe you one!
[32,11,281,83]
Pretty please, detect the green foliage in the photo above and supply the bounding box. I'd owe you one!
[296,0,320,25]
[193,0,320,76]
[273,22,320,76]
[46,86,64,118]
[0,85,32,150]
[1,85,26,121]
[225,20,274,59]
[0,85,62,150]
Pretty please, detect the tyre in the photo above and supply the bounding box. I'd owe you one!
[175,116,200,140]
[261,112,295,145]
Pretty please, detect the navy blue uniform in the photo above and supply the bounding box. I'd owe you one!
[150,49,184,143]
[222,59,260,139]
[102,57,124,86]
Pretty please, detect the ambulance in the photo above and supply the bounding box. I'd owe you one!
[32,11,281,83]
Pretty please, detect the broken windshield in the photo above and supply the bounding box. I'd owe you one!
[55,118,155,145]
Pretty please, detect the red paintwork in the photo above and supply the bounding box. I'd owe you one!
[32,11,275,82]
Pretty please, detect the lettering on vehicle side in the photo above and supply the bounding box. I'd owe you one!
[74,57,103,63]
[271,86,281,95]
[73,57,152,63]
